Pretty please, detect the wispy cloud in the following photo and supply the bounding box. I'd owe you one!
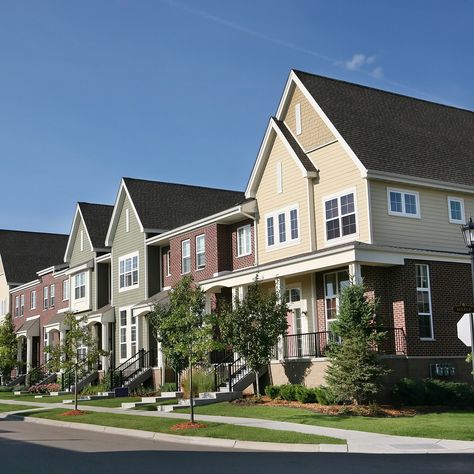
[343,53,383,79]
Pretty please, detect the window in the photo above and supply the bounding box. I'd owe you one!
[266,206,299,248]
[196,235,206,270]
[80,230,84,251]
[448,197,465,224]
[181,240,191,274]
[20,294,24,316]
[119,253,139,290]
[125,208,130,232]
[62,280,69,301]
[416,264,434,340]
[276,162,283,193]
[15,296,20,317]
[30,290,36,309]
[165,250,171,276]
[120,310,127,359]
[295,103,302,135]
[387,188,420,218]
[43,286,49,310]
[237,225,252,257]
[285,288,301,303]
[50,284,55,307]
[324,270,350,330]
[131,312,137,355]
[324,192,357,241]
[74,272,86,299]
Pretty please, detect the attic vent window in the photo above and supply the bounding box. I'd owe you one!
[80,230,84,252]
[126,209,130,233]
[295,103,302,135]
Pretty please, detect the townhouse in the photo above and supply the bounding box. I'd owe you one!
[3,68,473,391]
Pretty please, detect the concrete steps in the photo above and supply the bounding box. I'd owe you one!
[120,391,183,409]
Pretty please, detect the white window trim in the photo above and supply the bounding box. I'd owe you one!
[295,103,302,135]
[265,204,300,251]
[323,188,359,246]
[165,250,171,277]
[125,208,130,233]
[447,196,465,224]
[74,272,87,301]
[80,230,84,251]
[276,161,283,194]
[181,239,191,274]
[236,224,252,257]
[62,279,70,301]
[30,290,36,310]
[43,286,49,310]
[195,234,206,270]
[50,284,55,307]
[387,187,421,219]
[118,305,136,362]
[416,264,435,341]
[118,251,139,293]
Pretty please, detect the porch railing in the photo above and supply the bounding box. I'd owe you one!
[110,348,157,388]
[275,327,406,359]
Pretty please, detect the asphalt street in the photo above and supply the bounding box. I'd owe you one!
[1,418,474,474]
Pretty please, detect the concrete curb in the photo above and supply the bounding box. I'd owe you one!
[1,413,343,453]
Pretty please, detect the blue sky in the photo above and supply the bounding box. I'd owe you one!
[0,0,473,234]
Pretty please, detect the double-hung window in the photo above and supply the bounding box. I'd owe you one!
[119,253,139,290]
[416,264,434,340]
[15,296,20,317]
[324,270,350,331]
[165,250,171,277]
[237,224,251,257]
[182,240,191,274]
[324,191,357,241]
[30,290,36,310]
[62,279,69,301]
[43,286,49,310]
[50,284,55,307]
[74,272,86,300]
[120,310,127,359]
[388,188,420,218]
[447,197,465,224]
[20,294,24,316]
[196,235,206,270]
[266,206,299,248]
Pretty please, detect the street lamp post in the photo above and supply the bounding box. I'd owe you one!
[460,217,474,381]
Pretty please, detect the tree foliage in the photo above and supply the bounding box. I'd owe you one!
[0,313,18,381]
[149,275,216,371]
[218,279,288,395]
[325,283,389,404]
[45,313,105,373]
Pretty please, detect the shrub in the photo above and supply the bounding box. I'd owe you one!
[130,385,157,397]
[296,386,317,404]
[28,383,60,394]
[314,386,336,405]
[279,384,298,401]
[181,368,214,398]
[392,378,426,405]
[80,383,107,396]
[160,382,178,393]
[0,386,13,392]
[264,385,281,400]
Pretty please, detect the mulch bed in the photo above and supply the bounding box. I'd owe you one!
[59,410,87,417]
[170,421,208,431]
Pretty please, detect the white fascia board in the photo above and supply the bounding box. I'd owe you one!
[95,253,111,263]
[146,206,251,246]
[37,266,55,277]
[65,260,93,276]
[105,179,145,247]
[10,279,41,294]
[78,205,94,252]
[367,170,474,195]
[278,70,367,178]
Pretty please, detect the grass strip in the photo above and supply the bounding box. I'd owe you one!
[23,408,345,445]
[0,393,142,407]
[178,402,474,441]
[0,403,37,412]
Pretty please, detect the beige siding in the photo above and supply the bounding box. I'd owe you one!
[256,135,311,265]
[283,84,335,152]
[310,142,370,248]
[370,180,473,252]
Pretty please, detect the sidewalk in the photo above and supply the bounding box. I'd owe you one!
[1,398,474,454]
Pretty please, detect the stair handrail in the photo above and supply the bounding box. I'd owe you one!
[213,353,236,391]
[111,348,155,388]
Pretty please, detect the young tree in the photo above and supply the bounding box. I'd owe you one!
[219,279,288,396]
[0,314,18,384]
[149,275,216,422]
[325,283,389,404]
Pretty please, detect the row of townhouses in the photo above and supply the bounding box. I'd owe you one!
[1,69,473,391]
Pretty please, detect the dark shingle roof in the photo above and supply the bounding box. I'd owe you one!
[78,202,114,249]
[123,178,245,231]
[0,230,68,284]
[272,118,317,173]
[294,70,474,187]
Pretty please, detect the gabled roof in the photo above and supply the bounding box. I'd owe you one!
[64,202,113,262]
[0,230,68,285]
[292,70,474,187]
[106,178,245,245]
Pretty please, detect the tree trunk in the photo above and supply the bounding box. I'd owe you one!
[189,359,194,424]
[255,370,260,397]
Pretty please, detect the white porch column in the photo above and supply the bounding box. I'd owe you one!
[205,293,212,314]
[349,262,362,285]
[275,278,286,360]
[101,323,109,371]
[26,336,33,373]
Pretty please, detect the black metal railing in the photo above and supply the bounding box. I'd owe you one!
[213,353,235,391]
[274,327,406,359]
[227,356,249,392]
[110,348,156,388]
[61,356,99,392]
[27,362,52,387]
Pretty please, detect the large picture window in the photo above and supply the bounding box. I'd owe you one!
[324,192,357,241]
[416,264,434,339]
[119,253,139,290]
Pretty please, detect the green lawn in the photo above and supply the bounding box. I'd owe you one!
[0,403,36,412]
[133,399,178,411]
[0,393,141,407]
[22,409,344,445]
[178,402,474,441]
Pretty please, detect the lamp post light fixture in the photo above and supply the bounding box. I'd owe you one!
[460,217,474,381]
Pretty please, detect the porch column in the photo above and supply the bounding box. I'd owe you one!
[205,293,212,314]
[59,328,67,372]
[349,262,362,285]
[275,278,286,360]
[101,323,109,372]
[142,316,149,352]
[17,339,23,369]
[26,336,33,372]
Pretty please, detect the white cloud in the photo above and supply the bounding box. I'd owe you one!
[342,53,383,80]
[371,66,384,79]
[345,53,367,70]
